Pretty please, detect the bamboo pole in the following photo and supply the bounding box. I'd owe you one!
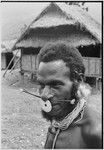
[30,54,33,80]
[9,57,20,73]
[3,49,19,77]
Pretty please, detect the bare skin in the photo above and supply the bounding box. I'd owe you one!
[37,60,75,120]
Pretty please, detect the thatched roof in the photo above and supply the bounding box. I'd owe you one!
[58,3,101,42]
[1,40,21,57]
[1,39,16,53]
[12,2,101,50]
[15,29,97,48]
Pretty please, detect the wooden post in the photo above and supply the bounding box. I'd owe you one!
[31,73,34,80]
[35,55,37,70]
[20,49,23,74]
[98,78,101,91]
[20,49,25,87]
[20,71,24,87]
[96,77,99,90]
[100,44,102,58]
[30,54,33,80]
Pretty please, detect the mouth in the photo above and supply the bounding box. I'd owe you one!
[40,97,70,114]
[50,100,67,106]
[49,101,63,113]
[40,99,61,113]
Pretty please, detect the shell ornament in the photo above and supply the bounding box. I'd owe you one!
[39,100,52,112]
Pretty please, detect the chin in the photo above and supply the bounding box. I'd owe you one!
[41,110,53,121]
[41,107,63,121]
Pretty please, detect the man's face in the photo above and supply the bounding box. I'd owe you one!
[37,60,73,119]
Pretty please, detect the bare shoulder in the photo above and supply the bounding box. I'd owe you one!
[81,105,102,148]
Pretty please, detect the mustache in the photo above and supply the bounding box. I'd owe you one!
[20,88,71,103]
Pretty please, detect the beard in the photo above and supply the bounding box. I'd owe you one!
[41,100,76,121]
[41,82,79,121]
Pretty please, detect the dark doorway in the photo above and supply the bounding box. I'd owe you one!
[78,44,100,57]
[22,47,41,55]
[6,52,14,69]
[85,77,96,87]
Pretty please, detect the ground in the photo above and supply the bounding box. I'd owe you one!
[1,69,102,149]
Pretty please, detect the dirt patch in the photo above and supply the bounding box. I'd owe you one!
[1,70,50,149]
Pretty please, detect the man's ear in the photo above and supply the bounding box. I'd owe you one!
[73,71,83,82]
[70,81,79,100]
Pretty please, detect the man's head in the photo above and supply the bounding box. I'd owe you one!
[37,42,85,121]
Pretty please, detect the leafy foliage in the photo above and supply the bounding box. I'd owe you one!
[66,2,88,11]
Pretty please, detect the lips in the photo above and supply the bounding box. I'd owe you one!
[50,101,63,113]
[52,104,61,111]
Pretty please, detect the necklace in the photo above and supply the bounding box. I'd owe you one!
[51,98,86,148]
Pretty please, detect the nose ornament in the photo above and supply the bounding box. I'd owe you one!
[39,100,52,112]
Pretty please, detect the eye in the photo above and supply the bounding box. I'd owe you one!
[51,83,60,89]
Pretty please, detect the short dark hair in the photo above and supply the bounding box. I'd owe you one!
[38,42,85,81]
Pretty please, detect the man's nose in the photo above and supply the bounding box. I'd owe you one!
[41,86,53,101]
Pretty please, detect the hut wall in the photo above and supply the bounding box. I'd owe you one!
[21,54,38,72]
[83,57,101,78]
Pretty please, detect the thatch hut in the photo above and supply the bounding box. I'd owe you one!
[12,2,102,87]
[1,40,20,70]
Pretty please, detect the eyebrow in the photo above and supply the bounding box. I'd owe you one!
[37,79,64,86]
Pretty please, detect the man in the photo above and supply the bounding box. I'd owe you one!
[37,42,102,149]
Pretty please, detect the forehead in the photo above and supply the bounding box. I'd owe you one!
[37,60,70,81]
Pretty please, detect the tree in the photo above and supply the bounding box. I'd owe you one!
[66,2,89,11]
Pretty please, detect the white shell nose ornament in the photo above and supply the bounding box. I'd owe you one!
[39,100,52,112]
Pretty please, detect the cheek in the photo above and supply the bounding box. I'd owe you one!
[49,88,59,96]
[61,82,73,97]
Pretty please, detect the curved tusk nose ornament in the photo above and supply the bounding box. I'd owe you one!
[39,100,52,112]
